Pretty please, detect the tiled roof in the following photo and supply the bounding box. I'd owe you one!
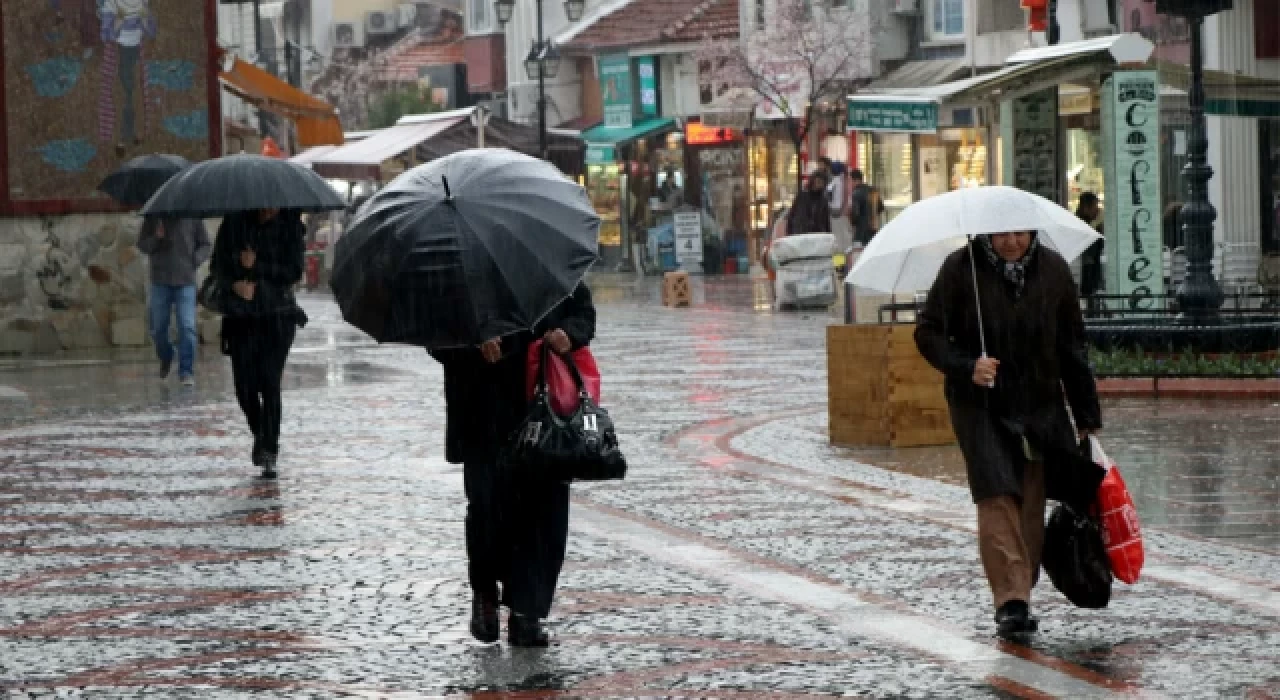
[372,28,466,83]
[563,0,739,53]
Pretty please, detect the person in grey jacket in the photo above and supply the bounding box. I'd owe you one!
[135,216,211,385]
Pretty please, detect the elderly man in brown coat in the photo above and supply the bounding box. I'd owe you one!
[915,231,1103,641]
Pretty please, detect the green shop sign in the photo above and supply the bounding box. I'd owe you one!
[586,144,617,164]
[847,99,938,134]
[599,54,633,129]
[637,56,658,117]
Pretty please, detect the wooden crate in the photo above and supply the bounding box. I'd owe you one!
[662,272,692,307]
[827,324,955,448]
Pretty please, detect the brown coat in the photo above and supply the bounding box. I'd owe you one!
[915,243,1102,504]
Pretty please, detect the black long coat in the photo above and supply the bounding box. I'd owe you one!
[431,284,597,465]
[787,190,832,235]
[915,244,1103,504]
[209,211,306,320]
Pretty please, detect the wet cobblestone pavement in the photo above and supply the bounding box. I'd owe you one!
[1,287,1278,698]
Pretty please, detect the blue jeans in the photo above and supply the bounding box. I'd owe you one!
[149,284,197,377]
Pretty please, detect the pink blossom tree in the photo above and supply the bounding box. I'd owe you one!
[698,0,875,189]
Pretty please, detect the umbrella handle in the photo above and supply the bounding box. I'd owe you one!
[980,352,995,390]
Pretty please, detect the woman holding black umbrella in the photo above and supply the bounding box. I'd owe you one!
[208,209,308,479]
[330,149,607,646]
[142,154,343,478]
[430,283,596,647]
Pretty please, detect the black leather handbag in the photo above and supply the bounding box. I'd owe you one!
[507,344,627,482]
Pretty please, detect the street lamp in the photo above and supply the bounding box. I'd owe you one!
[1156,0,1234,321]
[497,0,580,160]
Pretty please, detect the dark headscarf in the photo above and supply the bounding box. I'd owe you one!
[978,233,1040,299]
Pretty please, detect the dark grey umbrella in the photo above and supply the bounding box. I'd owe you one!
[97,154,190,207]
[140,154,344,218]
[330,149,600,349]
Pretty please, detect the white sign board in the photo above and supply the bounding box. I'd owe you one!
[674,211,703,267]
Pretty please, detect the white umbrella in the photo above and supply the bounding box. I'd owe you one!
[845,186,1102,379]
[846,186,1102,294]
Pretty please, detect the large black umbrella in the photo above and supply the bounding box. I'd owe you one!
[330,148,600,349]
[97,154,189,207]
[141,154,345,218]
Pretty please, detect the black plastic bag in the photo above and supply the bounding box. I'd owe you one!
[1043,503,1113,609]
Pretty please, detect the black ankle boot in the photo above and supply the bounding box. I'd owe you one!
[995,600,1038,640]
[470,596,500,643]
[508,613,550,647]
[259,452,278,480]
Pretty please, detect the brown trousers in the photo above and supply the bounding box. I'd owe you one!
[976,461,1046,609]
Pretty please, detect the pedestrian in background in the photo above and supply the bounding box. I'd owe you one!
[787,171,832,235]
[208,209,307,479]
[430,283,596,648]
[824,159,854,252]
[914,231,1102,640]
[135,216,210,386]
[1075,192,1104,310]
[847,169,884,245]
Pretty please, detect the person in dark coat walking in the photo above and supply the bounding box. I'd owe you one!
[915,231,1102,640]
[430,283,596,647]
[787,172,833,235]
[208,209,307,479]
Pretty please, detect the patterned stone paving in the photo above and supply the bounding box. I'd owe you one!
[0,290,1276,697]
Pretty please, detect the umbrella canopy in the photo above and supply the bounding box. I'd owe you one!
[330,148,600,349]
[141,154,345,218]
[847,186,1102,294]
[97,154,189,207]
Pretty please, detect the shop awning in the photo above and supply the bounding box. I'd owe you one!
[847,34,1157,133]
[289,145,339,168]
[867,59,975,91]
[1156,62,1280,118]
[582,117,679,146]
[311,110,471,180]
[219,56,343,148]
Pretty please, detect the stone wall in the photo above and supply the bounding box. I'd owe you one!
[0,214,217,355]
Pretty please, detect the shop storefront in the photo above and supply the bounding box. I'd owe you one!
[847,98,992,225]
[742,122,800,267]
[582,117,681,270]
[684,121,748,274]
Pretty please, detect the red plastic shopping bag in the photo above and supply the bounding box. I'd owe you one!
[1090,437,1144,584]
[526,340,602,418]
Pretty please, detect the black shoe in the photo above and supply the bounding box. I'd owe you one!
[470,597,500,643]
[259,452,278,480]
[995,600,1038,640]
[508,613,550,647]
[159,356,172,380]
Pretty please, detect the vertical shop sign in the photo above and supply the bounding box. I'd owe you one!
[599,54,633,129]
[1102,70,1163,310]
[1002,88,1059,202]
[637,57,658,117]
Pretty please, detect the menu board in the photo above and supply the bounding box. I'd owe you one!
[1006,89,1060,202]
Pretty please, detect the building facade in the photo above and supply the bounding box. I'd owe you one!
[0,0,221,354]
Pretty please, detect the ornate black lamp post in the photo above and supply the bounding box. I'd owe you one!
[496,0,585,160]
[1156,0,1233,321]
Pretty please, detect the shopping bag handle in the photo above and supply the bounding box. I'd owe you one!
[536,339,589,398]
